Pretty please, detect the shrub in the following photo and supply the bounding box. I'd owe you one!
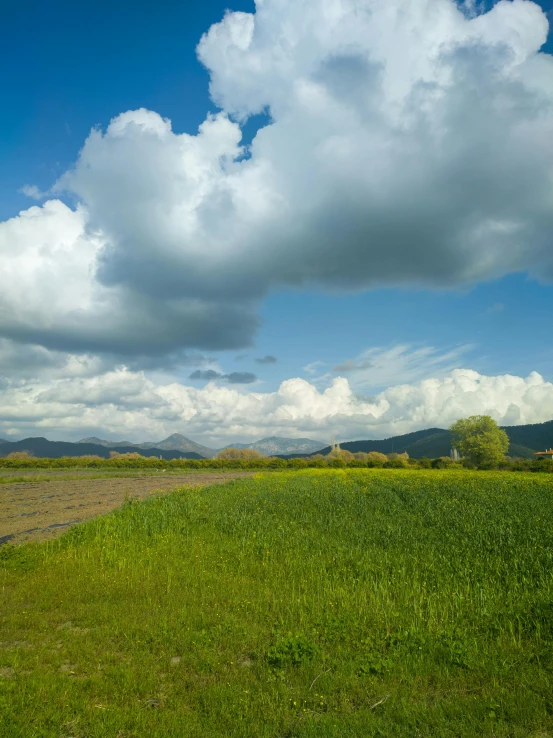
[327,448,355,462]
[289,458,309,469]
[432,456,455,469]
[366,452,387,468]
[216,447,264,460]
[384,458,408,468]
[348,459,367,467]
[308,458,327,468]
[109,451,145,460]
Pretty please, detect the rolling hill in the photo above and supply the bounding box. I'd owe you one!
[279,420,553,459]
[0,438,203,460]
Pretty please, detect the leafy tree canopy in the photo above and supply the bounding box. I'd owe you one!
[450,415,509,468]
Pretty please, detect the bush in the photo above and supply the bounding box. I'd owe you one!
[289,458,309,469]
[384,458,408,469]
[531,458,553,473]
[348,458,367,467]
[308,458,327,468]
[327,448,355,463]
[216,447,264,460]
[109,451,146,460]
[366,452,387,468]
[0,451,551,473]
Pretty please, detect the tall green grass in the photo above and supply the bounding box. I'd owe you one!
[1,470,552,737]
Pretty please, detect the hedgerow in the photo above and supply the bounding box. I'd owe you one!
[0,454,551,472]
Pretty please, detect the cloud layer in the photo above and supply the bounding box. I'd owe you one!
[189,369,257,384]
[1,0,552,359]
[1,367,552,445]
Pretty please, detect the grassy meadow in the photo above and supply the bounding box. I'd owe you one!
[1,470,552,737]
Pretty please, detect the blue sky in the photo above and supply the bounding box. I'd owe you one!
[1,0,257,220]
[0,0,552,443]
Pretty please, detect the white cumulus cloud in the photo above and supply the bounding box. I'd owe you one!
[2,0,551,359]
[0,367,551,445]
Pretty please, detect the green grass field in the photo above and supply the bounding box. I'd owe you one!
[1,470,552,737]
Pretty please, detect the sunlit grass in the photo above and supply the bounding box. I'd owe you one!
[1,470,552,737]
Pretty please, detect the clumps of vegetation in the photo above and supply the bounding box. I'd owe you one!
[0,451,551,473]
[1,470,553,735]
[266,635,318,668]
[109,451,147,460]
[6,450,35,460]
[215,447,265,460]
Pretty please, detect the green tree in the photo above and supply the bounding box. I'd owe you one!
[449,415,509,468]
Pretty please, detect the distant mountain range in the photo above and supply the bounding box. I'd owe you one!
[0,433,324,459]
[0,437,203,460]
[79,434,325,458]
[221,436,325,455]
[0,421,551,460]
[79,433,216,458]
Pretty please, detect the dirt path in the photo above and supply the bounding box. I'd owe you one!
[0,472,254,546]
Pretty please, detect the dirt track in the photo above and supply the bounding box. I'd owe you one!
[0,472,254,546]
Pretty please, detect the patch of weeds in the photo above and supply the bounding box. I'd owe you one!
[525,601,553,641]
[0,545,40,572]
[484,700,506,721]
[316,612,353,644]
[356,654,393,676]
[385,629,470,668]
[266,635,318,669]
[289,692,329,714]
[435,633,470,668]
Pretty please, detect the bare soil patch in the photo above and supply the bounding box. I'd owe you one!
[0,472,254,546]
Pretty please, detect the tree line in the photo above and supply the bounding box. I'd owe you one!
[1,416,550,472]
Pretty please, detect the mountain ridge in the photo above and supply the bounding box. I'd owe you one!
[1,420,551,460]
[79,434,326,457]
[0,437,203,460]
[279,420,553,459]
[79,433,217,458]
[221,436,325,455]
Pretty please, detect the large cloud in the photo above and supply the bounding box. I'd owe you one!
[0,366,551,445]
[2,0,553,358]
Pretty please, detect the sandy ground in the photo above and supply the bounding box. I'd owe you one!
[0,472,254,546]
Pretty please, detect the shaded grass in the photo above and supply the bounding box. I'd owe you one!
[1,470,552,737]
